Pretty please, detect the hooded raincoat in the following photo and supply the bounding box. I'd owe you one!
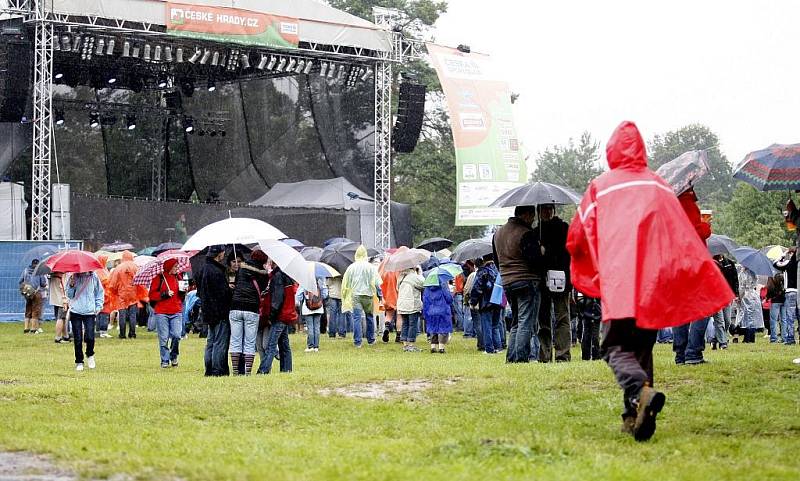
[422,276,454,335]
[566,121,734,329]
[108,251,139,310]
[96,254,114,314]
[341,245,382,313]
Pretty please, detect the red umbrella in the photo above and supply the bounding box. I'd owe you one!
[157,249,197,259]
[45,250,103,273]
[133,255,191,286]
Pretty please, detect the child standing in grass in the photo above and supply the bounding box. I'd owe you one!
[423,274,454,353]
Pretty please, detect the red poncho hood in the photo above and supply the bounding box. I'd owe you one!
[566,121,734,329]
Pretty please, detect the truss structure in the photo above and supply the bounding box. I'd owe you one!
[3,1,430,248]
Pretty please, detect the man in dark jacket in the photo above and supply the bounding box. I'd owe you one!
[258,263,297,374]
[775,248,798,345]
[532,203,572,362]
[197,245,232,376]
[711,254,738,349]
[493,205,543,363]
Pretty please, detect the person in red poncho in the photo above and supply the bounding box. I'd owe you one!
[567,121,734,442]
[149,258,184,369]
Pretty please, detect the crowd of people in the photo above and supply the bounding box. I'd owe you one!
[15,120,800,443]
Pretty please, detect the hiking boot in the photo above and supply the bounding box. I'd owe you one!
[621,416,635,435]
[633,385,666,442]
[382,329,390,343]
[23,329,30,334]
[395,332,402,343]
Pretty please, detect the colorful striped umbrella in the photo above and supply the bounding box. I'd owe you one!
[133,254,191,286]
[733,143,800,191]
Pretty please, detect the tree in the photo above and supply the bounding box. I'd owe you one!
[713,182,794,248]
[530,131,604,193]
[648,124,734,206]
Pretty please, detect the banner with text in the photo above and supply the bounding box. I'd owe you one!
[427,44,526,226]
[166,2,299,49]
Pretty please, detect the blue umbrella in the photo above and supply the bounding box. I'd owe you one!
[281,238,306,251]
[733,247,777,276]
[733,143,800,191]
[323,237,353,248]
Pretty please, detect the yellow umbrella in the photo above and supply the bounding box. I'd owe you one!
[765,245,787,261]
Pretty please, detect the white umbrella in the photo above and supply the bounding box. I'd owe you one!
[183,218,286,251]
[258,239,318,294]
[383,248,431,272]
[133,255,156,267]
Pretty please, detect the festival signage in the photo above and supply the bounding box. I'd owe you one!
[165,2,299,49]
[426,43,527,226]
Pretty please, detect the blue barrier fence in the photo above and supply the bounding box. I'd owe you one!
[0,240,83,322]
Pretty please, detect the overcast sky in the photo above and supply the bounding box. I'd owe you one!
[434,0,800,171]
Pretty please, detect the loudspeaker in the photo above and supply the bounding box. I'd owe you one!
[0,21,32,122]
[392,81,425,153]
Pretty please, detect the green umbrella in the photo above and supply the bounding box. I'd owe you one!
[424,267,456,287]
[138,246,158,256]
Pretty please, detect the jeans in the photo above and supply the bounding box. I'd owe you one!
[259,322,292,374]
[712,304,730,346]
[480,308,502,353]
[155,313,182,364]
[453,294,465,331]
[537,288,571,362]
[471,309,482,350]
[400,312,420,342]
[463,303,475,336]
[505,280,541,363]
[656,328,673,343]
[352,295,375,346]
[96,312,110,332]
[784,291,798,344]
[204,320,230,376]
[326,298,344,337]
[304,314,321,348]
[118,303,138,337]
[70,313,96,364]
[229,310,259,355]
[769,302,786,342]
[673,317,710,363]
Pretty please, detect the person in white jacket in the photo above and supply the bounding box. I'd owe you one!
[396,267,425,352]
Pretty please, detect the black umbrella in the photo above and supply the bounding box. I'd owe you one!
[707,234,739,256]
[320,242,378,272]
[489,181,582,208]
[451,239,493,263]
[416,237,453,252]
[301,247,323,262]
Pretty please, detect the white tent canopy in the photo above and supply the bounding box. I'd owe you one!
[47,0,392,52]
[250,177,372,210]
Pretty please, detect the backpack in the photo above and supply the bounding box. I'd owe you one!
[305,289,323,310]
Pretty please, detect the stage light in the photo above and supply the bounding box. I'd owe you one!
[143,44,151,61]
[360,67,372,81]
[220,130,226,137]
[107,74,117,85]
[285,58,296,72]
[210,129,217,137]
[327,63,335,78]
[164,46,173,62]
[319,62,328,77]
[54,71,64,80]
[179,78,194,97]
[71,34,81,52]
[125,113,137,130]
[60,34,71,51]
[267,55,277,70]
[89,112,100,128]
[276,57,286,71]
[154,45,162,62]
[95,38,105,56]
[338,64,347,79]
[256,54,268,70]
[211,51,220,66]
[106,39,115,55]
[122,40,130,57]
[188,48,201,64]
[175,47,183,63]
[183,115,194,133]
[199,49,211,64]
[55,109,65,125]
[240,53,250,69]
[131,44,140,58]
[294,59,305,74]
[157,74,168,88]
[197,129,205,137]
[207,79,216,92]
[303,60,313,75]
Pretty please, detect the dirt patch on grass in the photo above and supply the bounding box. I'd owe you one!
[319,377,461,400]
[0,451,76,480]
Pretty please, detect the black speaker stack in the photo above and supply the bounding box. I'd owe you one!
[392,81,425,153]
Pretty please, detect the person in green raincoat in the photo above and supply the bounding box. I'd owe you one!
[341,245,383,347]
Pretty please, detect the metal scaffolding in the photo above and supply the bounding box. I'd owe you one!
[373,59,393,250]
[30,1,54,240]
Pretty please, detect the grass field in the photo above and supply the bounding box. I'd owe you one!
[1,321,799,481]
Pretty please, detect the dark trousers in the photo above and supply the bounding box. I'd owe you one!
[70,313,96,364]
[118,304,138,338]
[204,320,230,376]
[581,317,601,360]
[672,318,709,363]
[538,288,571,362]
[601,318,657,418]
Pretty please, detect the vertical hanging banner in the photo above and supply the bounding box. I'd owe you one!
[427,44,526,226]
[165,2,299,49]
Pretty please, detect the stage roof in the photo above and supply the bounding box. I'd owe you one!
[47,0,392,52]
[250,177,373,210]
